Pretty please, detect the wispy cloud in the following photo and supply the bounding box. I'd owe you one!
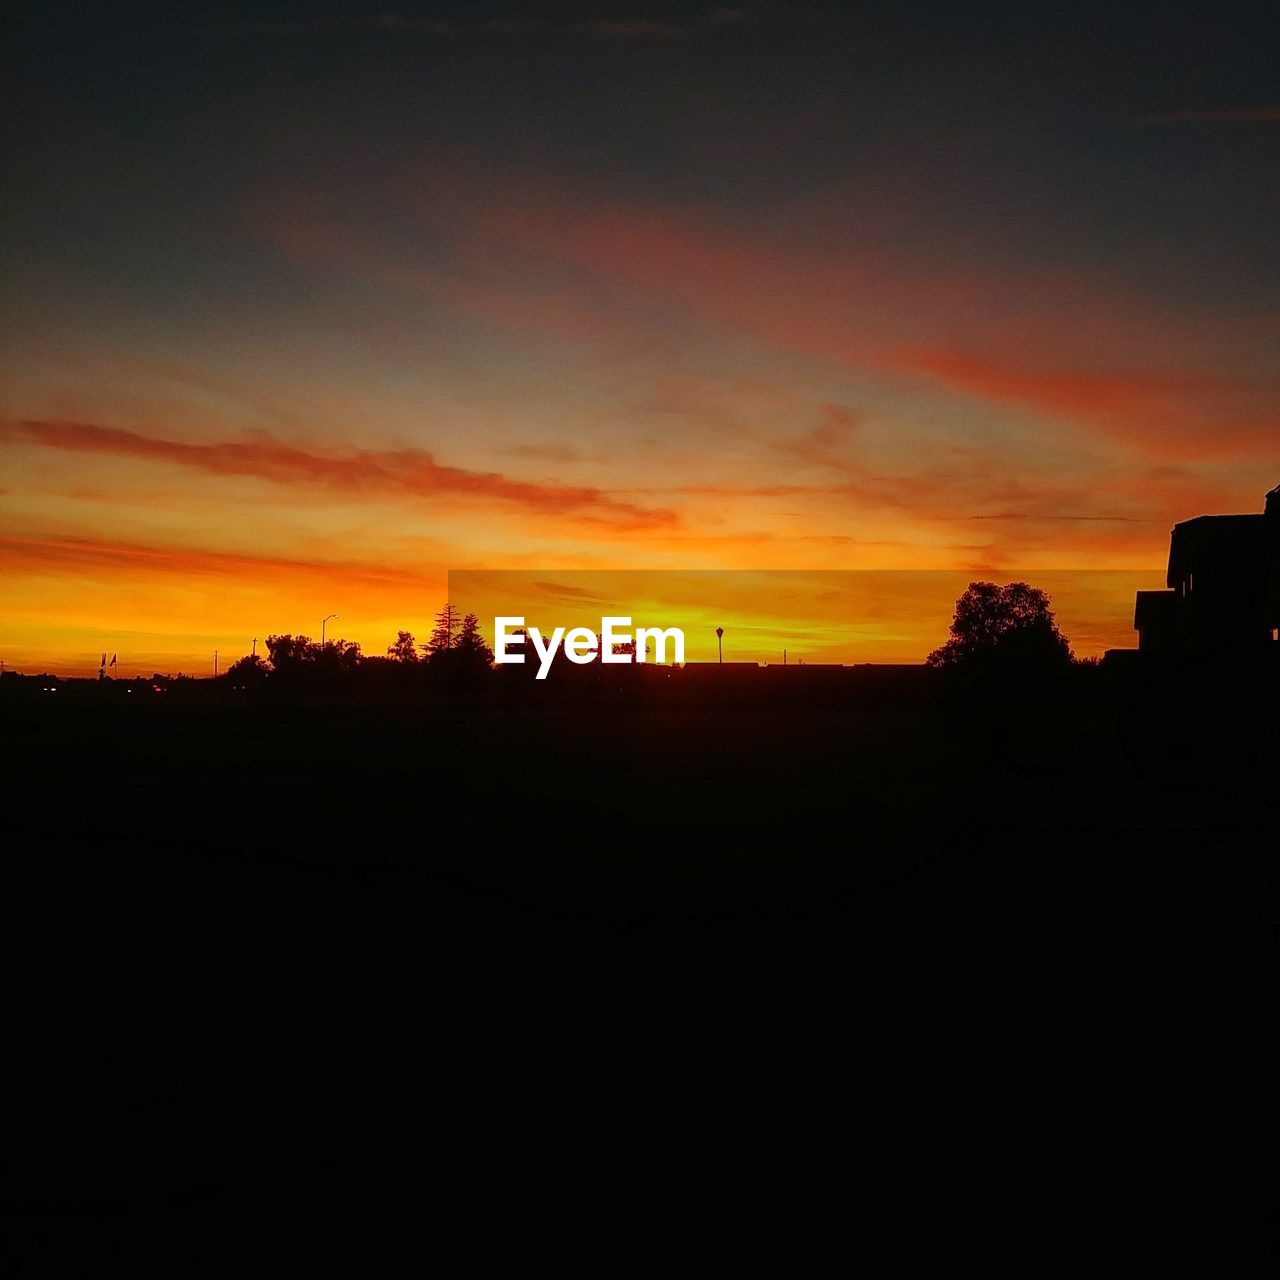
[968,513,1148,523]
[786,403,860,473]
[875,348,1277,461]
[0,532,436,591]
[6,420,678,531]
[409,184,1277,461]
[506,442,593,463]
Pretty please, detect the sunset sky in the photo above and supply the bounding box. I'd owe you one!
[2,1,1277,674]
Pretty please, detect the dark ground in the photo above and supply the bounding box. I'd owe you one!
[2,667,1277,1269]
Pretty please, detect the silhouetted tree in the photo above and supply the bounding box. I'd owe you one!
[423,611,492,687]
[265,634,316,671]
[387,630,419,663]
[226,654,269,687]
[600,634,653,663]
[928,582,1072,672]
[424,604,461,656]
[265,632,361,681]
[316,637,362,675]
[455,613,494,665]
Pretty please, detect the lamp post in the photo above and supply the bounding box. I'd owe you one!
[322,613,339,646]
[716,627,724,663]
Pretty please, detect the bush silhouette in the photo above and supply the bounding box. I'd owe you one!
[225,654,269,687]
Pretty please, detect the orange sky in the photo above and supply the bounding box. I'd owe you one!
[2,8,1276,675]
[1,179,1272,675]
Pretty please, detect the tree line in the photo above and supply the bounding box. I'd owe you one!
[224,605,495,687]
[221,581,1076,688]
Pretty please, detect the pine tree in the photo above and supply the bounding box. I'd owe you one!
[456,613,494,665]
[425,603,462,656]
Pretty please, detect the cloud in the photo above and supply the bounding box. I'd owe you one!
[529,580,607,603]
[786,403,861,472]
[507,442,592,463]
[6,420,678,531]
[1133,106,1280,124]
[258,177,1278,470]
[878,348,1277,461]
[441,190,1278,460]
[968,513,1147,523]
[0,533,436,592]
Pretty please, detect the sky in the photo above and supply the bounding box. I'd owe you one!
[2,0,1277,674]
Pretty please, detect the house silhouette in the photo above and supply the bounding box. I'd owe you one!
[1134,483,1280,658]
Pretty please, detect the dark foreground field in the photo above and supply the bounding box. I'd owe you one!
[3,670,1278,1267]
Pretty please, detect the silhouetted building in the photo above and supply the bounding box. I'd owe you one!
[1135,483,1280,658]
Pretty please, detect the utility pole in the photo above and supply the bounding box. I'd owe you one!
[214,650,218,678]
[716,627,724,663]
[251,637,257,657]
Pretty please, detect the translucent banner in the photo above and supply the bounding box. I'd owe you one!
[448,569,1165,666]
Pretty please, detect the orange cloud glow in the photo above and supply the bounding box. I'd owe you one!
[4,167,1273,677]
[7,419,678,531]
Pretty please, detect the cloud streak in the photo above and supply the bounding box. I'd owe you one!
[418,178,1279,460]
[0,532,436,590]
[6,420,678,531]
[878,348,1278,461]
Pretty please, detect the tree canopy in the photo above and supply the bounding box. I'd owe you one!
[265,633,362,678]
[387,630,419,663]
[928,582,1072,672]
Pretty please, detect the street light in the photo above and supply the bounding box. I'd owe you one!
[322,613,339,646]
[716,626,724,663]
